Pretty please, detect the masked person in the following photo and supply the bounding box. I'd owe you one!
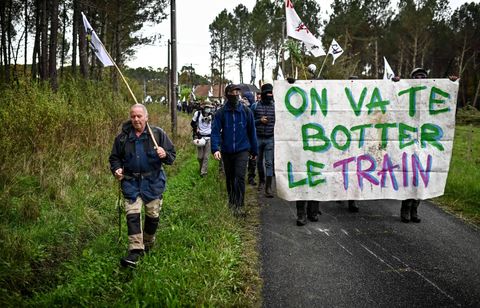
[191,102,214,177]
[243,91,258,186]
[211,84,258,216]
[109,104,176,267]
[254,83,276,198]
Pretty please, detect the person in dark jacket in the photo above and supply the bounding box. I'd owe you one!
[211,84,258,216]
[109,104,176,267]
[243,91,258,186]
[254,83,276,198]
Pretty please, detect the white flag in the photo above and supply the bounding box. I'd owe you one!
[328,39,344,65]
[305,41,325,58]
[285,0,326,56]
[383,57,395,80]
[81,12,114,67]
[277,66,284,80]
[208,86,213,97]
[191,86,196,100]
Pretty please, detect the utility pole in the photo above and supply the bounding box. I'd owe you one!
[167,39,171,113]
[170,0,178,137]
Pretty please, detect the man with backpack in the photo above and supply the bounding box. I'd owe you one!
[191,101,214,177]
[211,84,258,216]
[109,104,176,267]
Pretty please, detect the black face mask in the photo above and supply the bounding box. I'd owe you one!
[261,93,274,103]
[226,94,239,106]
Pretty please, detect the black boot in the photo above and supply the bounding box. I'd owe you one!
[265,176,274,198]
[120,249,144,268]
[307,201,321,222]
[401,200,410,223]
[296,201,307,226]
[348,200,359,212]
[258,180,265,192]
[410,200,421,223]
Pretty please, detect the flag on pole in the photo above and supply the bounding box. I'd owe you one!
[277,66,284,80]
[191,86,196,101]
[327,39,344,65]
[305,41,325,58]
[81,12,114,66]
[208,86,213,97]
[383,57,395,80]
[285,0,326,56]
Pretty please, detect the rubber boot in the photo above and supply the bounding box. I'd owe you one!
[265,176,274,198]
[296,201,307,226]
[410,200,421,223]
[401,200,410,223]
[348,200,359,212]
[307,201,321,222]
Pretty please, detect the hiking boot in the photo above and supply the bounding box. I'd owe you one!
[410,201,421,223]
[348,200,359,213]
[248,177,257,186]
[265,176,274,198]
[401,201,410,223]
[296,201,307,226]
[120,249,144,268]
[258,181,265,192]
[307,201,321,222]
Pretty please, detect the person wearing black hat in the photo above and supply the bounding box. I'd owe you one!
[254,83,276,198]
[211,84,258,216]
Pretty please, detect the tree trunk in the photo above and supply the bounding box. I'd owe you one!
[7,0,12,82]
[473,78,480,109]
[60,0,66,77]
[0,0,8,82]
[72,0,78,75]
[39,0,48,81]
[31,0,40,80]
[374,38,378,78]
[24,0,28,75]
[78,2,88,78]
[49,0,58,90]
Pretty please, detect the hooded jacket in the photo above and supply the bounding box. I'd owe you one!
[211,101,258,156]
[109,121,176,202]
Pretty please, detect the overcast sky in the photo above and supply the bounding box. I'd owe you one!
[126,0,478,83]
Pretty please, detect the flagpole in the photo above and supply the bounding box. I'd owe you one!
[317,54,329,79]
[92,29,160,149]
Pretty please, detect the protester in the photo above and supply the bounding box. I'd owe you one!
[286,77,321,225]
[191,101,214,177]
[243,91,258,186]
[397,68,458,223]
[254,83,276,198]
[211,84,258,216]
[109,104,176,267]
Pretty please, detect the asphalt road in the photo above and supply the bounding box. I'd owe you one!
[259,194,480,307]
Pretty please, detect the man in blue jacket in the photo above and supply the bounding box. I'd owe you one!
[211,84,258,216]
[109,104,176,267]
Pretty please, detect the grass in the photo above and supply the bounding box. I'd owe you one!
[435,124,480,225]
[0,81,261,306]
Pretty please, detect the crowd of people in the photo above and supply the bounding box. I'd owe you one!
[109,67,457,267]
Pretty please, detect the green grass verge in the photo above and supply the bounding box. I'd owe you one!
[435,124,480,224]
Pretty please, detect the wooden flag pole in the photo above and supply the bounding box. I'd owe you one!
[94,34,160,149]
[317,54,329,79]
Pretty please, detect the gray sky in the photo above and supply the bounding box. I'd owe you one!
[126,0,478,83]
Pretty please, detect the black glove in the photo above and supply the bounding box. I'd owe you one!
[287,77,296,84]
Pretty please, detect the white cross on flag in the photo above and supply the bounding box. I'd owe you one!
[328,39,344,65]
[285,0,326,56]
[81,12,114,67]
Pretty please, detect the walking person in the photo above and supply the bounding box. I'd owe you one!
[109,104,176,267]
[191,101,214,177]
[396,67,458,223]
[254,83,276,198]
[243,91,258,186]
[211,84,258,216]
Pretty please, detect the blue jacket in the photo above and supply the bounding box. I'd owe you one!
[211,102,258,156]
[109,121,176,203]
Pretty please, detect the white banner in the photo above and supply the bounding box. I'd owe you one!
[273,79,459,201]
[81,12,114,67]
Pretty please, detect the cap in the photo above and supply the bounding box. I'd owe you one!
[410,67,428,79]
[261,83,273,94]
[225,84,241,95]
